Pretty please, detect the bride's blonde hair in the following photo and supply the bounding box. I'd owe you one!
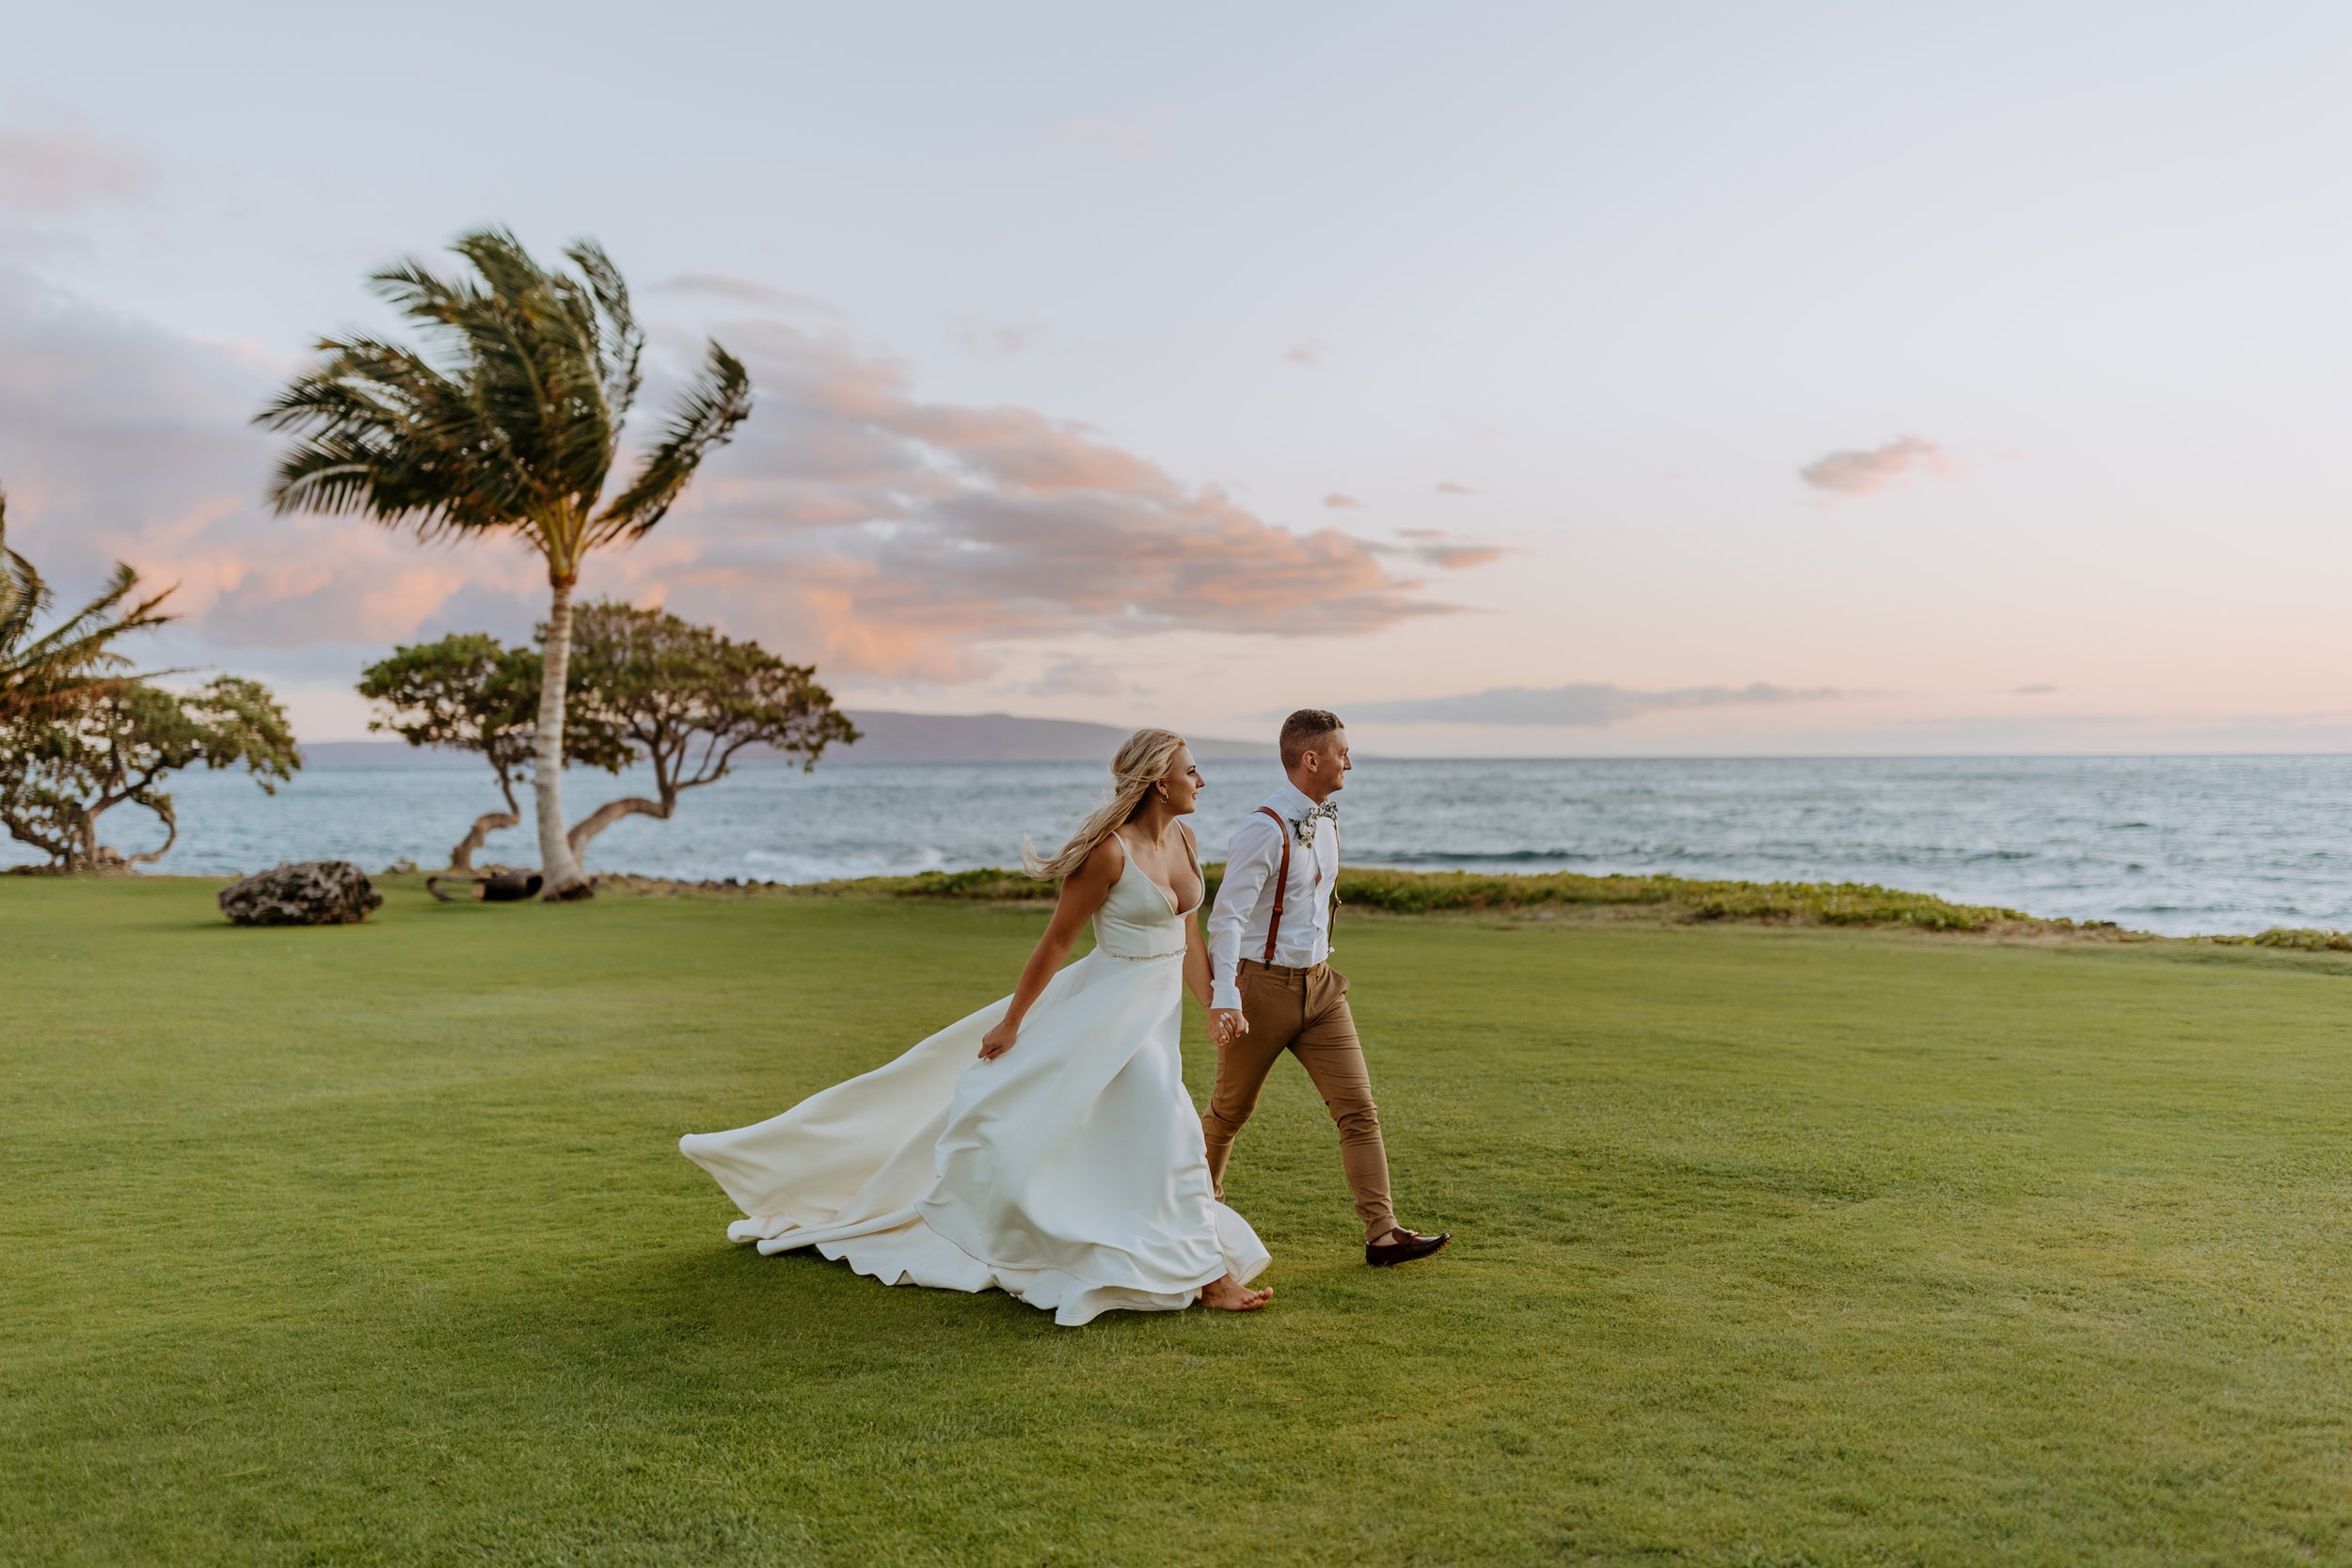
[1024,727,1189,881]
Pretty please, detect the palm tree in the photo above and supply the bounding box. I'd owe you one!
[0,486,175,729]
[254,229,753,898]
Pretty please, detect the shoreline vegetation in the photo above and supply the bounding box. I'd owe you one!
[590,865,2352,953]
[85,855,2344,952]
[26,855,2352,952]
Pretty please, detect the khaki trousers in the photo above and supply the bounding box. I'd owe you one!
[1202,958,1395,1242]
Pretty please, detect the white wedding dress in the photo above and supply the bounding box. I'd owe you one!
[678,832,1271,1326]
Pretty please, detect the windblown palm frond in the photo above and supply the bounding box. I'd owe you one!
[258,334,521,534]
[565,240,644,420]
[255,227,746,576]
[1,489,45,655]
[0,487,176,727]
[250,226,725,581]
[592,343,753,546]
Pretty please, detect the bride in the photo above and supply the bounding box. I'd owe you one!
[679,728,1274,1325]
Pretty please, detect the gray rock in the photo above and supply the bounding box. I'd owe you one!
[218,860,385,927]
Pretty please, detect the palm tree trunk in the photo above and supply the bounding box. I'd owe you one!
[534,574,592,899]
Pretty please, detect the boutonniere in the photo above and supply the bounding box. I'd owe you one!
[1294,800,1339,847]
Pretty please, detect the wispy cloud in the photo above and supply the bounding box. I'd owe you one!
[1404,542,1502,569]
[1023,657,1129,699]
[1323,493,1359,509]
[2013,683,2058,695]
[1798,435,1962,498]
[1435,480,1477,496]
[1374,527,1501,570]
[1283,338,1329,367]
[957,318,1046,357]
[0,119,151,216]
[1349,681,1846,726]
[649,273,837,315]
[1049,119,1162,159]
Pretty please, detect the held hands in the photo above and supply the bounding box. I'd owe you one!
[978,1017,1019,1060]
[1208,1008,1249,1046]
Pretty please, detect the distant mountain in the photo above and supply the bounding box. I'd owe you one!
[301,710,1276,768]
[832,711,1274,765]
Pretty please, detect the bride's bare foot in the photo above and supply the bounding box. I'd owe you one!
[1200,1273,1272,1312]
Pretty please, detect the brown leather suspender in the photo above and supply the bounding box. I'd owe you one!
[1256,805,1290,963]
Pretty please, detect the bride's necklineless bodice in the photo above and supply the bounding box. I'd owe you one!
[1094,829,1198,960]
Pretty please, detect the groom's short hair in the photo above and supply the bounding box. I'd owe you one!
[1279,709,1343,768]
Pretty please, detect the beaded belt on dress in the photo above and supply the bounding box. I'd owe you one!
[1100,947,1184,962]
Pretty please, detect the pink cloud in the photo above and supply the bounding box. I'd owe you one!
[1406,542,1503,569]
[1436,480,1477,496]
[1324,493,1359,509]
[0,119,151,216]
[1366,528,1501,571]
[1798,435,1963,498]
[643,312,1466,675]
[0,270,270,595]
[1283,339,1329,367]
[0,264,1477,689]
[0,267,557,670]
[648,273,837,316]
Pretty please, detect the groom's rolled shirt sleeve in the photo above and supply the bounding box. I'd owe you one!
[1207,815,1279,1012]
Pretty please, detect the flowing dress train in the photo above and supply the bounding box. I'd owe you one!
[678,834,1269,1326]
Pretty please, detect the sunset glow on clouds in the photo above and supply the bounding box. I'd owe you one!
[0,258,1486,705]
[1797,436,1963,499]
[5,3,2351,753]
[682,309,1470,660]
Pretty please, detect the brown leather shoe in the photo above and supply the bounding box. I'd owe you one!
[1365,1226,1451,1266]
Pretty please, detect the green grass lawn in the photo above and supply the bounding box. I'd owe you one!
[8,878,2352,1566]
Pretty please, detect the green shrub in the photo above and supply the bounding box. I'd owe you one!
[899,867,1055,900]
[2250,927,2352,952]
[892,860,2072,934]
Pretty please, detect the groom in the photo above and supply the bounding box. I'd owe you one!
[1204,709,1451,1266]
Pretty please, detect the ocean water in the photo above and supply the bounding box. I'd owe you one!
[8,754,2352,937]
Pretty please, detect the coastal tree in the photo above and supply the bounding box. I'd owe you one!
[254,229,753,899]
[562,602,858,863]
[0,486,175,729]
[355,607,856,875]
[0,677,298,871]
[356,633,624,872]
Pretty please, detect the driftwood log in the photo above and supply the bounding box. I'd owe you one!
[425,872,544,903]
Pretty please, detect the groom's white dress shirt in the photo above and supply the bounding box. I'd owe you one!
[1207,781,1337,1013]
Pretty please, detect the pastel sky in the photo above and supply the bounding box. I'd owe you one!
[4,2,2348,756]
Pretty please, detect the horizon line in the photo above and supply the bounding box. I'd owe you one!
[294,739,2352,766]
